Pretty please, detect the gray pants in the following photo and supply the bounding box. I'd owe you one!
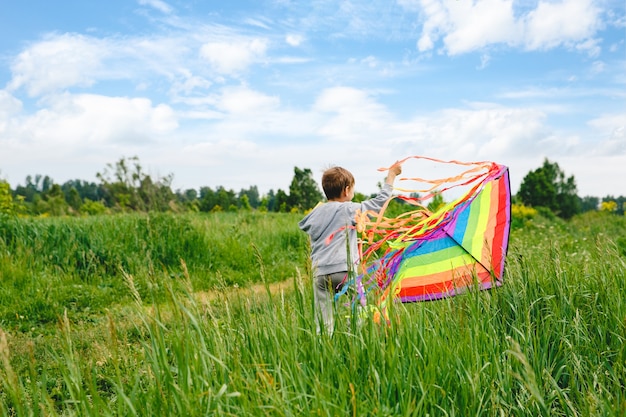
[314,272,347,333]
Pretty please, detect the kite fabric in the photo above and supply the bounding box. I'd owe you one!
[342,156,511,315]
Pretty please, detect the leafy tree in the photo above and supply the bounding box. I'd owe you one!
[81,199,108,215]
[265,189,277,212]
[287,167,323,211]
[96,156,174,212]
[427,192,445,212]
[239,194,251,211]
[16,174,55,215]
[66,187,83,212]
[14,175,38,202]
[176,188,200,211]
[199,187,216,211]
[517,159,581,219]
[40,175,53,194]
[97,157,142,210]
[580,196,599,212]
[258,196,269,212]
[352,191,369,203]
[61,179,103,203]
[137,173,175,211]
[199,186,237,212]
[181,188,198,201]
[518,164,557,211]
[239,186,260,209]
[215,187,237,211]
[275,189,289,212]
[42,183,69,216]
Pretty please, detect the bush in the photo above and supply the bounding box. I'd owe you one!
[510,203,537,229]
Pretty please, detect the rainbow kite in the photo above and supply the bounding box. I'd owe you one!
[346,156,511,314]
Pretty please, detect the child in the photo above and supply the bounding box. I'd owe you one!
[299,163,402,333]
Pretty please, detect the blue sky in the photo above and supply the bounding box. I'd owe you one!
[0,0,624,198]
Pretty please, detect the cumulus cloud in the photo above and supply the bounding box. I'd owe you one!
[15,93,177,146]
[200,85,317,141]
[443,0,519,54]
[414,0,603,55]
[199,38,269,74]
[5,32,195,98]
[313,87,394,141]
[7,34,109,96]
[523,0,600,50]
[392,104,551,161]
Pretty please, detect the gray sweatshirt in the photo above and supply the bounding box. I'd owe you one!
[299,183,393,276]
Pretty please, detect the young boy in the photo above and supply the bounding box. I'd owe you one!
[299,164,402,333]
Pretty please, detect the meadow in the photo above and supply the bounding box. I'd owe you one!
[0,210,624,416]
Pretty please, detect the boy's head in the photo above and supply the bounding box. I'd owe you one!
[322,166,355,200]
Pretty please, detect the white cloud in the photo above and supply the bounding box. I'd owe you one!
[215,85,280,114]
[314,87,374,112]
[14,93,177,147]
[0,92,179,185]
[138,0,173,14]
[588,112,626,134]
[313,87,394,141]
[397,105,551,160]
[442,0,520,54]
[0,91,22,135]
[416,0,448,51]
[415,0,603,55]
[171,75,212,95]
[182,139,261,163]
[199,38,269,74]
[361,56,379,68]
[587,112,626,155]
[0,90,22,119]
[5,32,196,98]
[244,18,273,31]
[286,34,304,46]
[7,34,109,96]
[523,0,600,50]
[575,38,601,57]
[205,88,316,140]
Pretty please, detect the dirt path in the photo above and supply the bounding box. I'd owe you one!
[193,278,297,304]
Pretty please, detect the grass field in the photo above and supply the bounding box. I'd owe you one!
[0,211,624,416]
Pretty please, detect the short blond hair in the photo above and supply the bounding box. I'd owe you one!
[322,166,354,199]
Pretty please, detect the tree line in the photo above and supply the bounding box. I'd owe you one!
[0,156,624,218]
[0,157,325,216]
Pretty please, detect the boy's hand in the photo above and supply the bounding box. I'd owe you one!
[385,161,402,184]
[389,163,402,177]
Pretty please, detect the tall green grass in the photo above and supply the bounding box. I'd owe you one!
[0,212,308,331]
[0,211,624,415]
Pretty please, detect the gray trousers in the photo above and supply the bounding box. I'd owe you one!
[314,272,347,333]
